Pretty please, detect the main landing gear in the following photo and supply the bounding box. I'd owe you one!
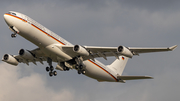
[45,57,86,76]
[46,66,57,77]
[75,57,86,75]
[46,58,57,77]
[75,65,86,74]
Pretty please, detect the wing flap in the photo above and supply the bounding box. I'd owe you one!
[117,75,153,80]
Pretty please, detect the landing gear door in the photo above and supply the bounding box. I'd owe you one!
[9,26,19,34]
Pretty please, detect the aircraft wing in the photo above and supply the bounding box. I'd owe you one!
[4,45,177,66]
[84,45,177,55]
[13,48,47,65]
[60,45,126,60]
[129,45,177,55]
[60,45,177,60]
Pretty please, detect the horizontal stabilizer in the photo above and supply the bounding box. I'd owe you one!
[117,75,153,80]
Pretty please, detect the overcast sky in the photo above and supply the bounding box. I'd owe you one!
[0,0,180,101]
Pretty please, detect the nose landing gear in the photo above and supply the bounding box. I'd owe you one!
[11,33,17,38]
[9,26,19,38]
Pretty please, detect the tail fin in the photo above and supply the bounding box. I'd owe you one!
[108,56,129,75]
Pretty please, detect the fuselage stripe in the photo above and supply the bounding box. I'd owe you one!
[5,13,66,45]
[31,24,65,45]
[88,60,118,82]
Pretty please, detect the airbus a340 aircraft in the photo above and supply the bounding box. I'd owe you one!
[2,11,177,83]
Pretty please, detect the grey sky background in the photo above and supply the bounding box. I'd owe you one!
[0,0,179,101]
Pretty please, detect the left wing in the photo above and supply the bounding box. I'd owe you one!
[2,48,47,66]
[15,48,47,65]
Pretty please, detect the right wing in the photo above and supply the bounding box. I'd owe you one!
[59,45,177,60]
[129,45,177,55]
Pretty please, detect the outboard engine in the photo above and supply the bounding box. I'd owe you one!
[117,46,133,58]
[2,54,19,66]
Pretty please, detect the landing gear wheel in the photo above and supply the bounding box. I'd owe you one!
[66,67,69,71]
[75,65,79,69]
[11,34,16,38]
[53,71,57,76]
[46,67,50,72]
[79,65,83,70]
[50,66,54,71]
[63,67,67,71]
[78,70,81,74]
[81,70,86,74]
[49,72,53,77]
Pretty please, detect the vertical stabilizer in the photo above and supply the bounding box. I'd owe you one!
[108,56,129,75]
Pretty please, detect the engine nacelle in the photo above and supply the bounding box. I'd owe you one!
[2,54,19,66]
[19,49,34,59]
[73,45,89,56]
[117,46,133,58]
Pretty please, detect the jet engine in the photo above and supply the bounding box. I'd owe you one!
[19,49,34,59]
[2,54,19,66]
[73,45,89,56]
[117,46,133,58]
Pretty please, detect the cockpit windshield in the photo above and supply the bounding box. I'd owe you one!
[8,11,16,16]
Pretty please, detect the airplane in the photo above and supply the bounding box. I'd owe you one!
[2,11,177,83]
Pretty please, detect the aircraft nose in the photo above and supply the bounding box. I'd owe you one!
[4,13,12,26]
[4,14,8,21]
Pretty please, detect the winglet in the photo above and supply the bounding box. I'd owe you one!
[169,45,178,51]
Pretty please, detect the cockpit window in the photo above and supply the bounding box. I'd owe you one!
[12,13,16,15]
[8,12,16,16]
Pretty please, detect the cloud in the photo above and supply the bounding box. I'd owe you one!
[0,63,74,101]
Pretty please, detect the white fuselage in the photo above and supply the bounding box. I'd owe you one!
[4,12,118,82]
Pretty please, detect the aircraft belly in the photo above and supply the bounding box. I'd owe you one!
[84,60,117,82]
[44,44,72,61]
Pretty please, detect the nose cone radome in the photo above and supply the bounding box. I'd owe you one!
[4,13,12,26]
[4,14,8,21]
